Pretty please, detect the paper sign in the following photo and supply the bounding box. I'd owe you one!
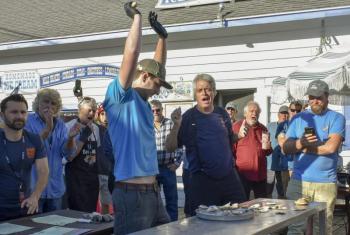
[32,215,78,226]
[0,223,32,234]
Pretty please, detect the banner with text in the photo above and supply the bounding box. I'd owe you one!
[1,71,40,94]
[40,64,119,88]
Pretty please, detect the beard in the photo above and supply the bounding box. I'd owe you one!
[4,117,25,131]
[310,104,324,114]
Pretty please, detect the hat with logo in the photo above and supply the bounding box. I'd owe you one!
[278,105,289,113]
[305,80,329,97]
[225,101,238,110]
[137,59,173,89]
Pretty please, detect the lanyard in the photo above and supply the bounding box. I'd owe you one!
[3,136,25,182]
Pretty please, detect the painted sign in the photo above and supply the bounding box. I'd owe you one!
[155,0,232,9]
[152,80,193,101]
[1,71,40,94]
[40,64,119,88]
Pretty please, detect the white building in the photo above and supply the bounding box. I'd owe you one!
[1,0,350,127]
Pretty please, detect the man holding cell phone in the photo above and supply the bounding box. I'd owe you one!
[282,80,345,235]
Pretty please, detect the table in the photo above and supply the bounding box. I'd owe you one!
[337,186,350,234]
[130,199,327,235]
[0,209,113,235]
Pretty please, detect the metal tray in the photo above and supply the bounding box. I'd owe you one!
[196,209,254,221]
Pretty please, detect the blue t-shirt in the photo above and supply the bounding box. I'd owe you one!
[286,109,345,183]
[269,121,289,171]
[266,122,278,170]
[0,130,46,209]
[25,113,71,199]
[178,106,234,179]
[104,78,158,181]
[276,120,294,170]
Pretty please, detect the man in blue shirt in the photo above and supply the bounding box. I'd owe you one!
[166,74,246,216]
[103,3,171,234]
[0,94,49,220]
[266,105,289,198]
[283,80,345,235]
[25,88,77,213]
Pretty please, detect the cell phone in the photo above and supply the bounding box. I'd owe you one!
[73,79,83,97]
[304,127,315,135]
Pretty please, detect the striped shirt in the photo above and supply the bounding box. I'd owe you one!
[155,118,183,166]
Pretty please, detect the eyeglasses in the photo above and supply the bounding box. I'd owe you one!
[152,108,161,113]
[226,108,236,111]
[290,109,301,113]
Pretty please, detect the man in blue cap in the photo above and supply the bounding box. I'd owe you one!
[283,80,345,235]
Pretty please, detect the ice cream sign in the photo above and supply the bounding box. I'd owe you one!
[1,71,40,94]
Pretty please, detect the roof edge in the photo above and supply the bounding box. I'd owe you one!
[1,5,350,51]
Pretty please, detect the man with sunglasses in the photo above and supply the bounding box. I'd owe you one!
[103,3,171,234]
[151,100,183,221]
[277,101,303,177]
[282,80,345,235]
[25,88,78,213]
[266,105,289,199]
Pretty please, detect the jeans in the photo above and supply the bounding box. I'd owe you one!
[38,198,62,213]
[182,168,191,217]
[266,169,276,198]
[156,166,178,221]
[189,168,246,216]
[113,184,170,235]
[275,171,290,198]
[286,179,337,235]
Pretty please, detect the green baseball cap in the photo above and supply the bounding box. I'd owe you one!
[137,59,173,89]
[305,80,329,97]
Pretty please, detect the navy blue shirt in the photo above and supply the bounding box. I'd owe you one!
[0,130,46,209]
[178,106,234,179]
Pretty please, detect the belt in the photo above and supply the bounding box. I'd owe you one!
[114,181,159,192]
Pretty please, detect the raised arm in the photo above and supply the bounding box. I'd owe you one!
[119,2,142,90]
[149,11,168,65]
[165,108,182,152]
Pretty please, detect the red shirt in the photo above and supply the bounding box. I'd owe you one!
[232,119,272,181]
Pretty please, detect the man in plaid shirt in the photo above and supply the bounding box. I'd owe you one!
[151,100,183,221]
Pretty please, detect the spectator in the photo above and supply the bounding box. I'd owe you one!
[225,101,238,124]
[25,88,77,213]
[283,80,345,235]
[233,101,272,199]
[103,4,171,234]
[266,105,289,198]
[166,73,246,216]
[0,94,49,220]
[151,99,183,221]
[95,104,112,214]
[277,101,303,177]
[65,97,101,213]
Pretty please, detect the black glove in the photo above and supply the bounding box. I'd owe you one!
[79,126,92,143]
[124,1,140,19]
[149,11,168,39]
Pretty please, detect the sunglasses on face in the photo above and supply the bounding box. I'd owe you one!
[226,108,236,111]
[152,109,161,113]
[290,109,301,113]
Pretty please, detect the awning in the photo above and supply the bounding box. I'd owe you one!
[272,45,350,105]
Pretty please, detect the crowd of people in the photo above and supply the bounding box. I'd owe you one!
[0,2,346,235]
